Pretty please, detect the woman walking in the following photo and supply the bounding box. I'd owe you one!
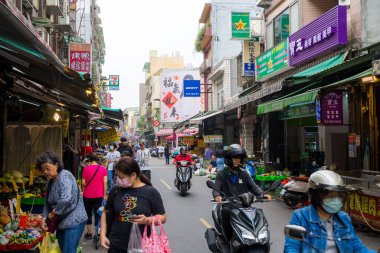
[100,156,167,253]
[37,151,87,253]
[82,153,108,240]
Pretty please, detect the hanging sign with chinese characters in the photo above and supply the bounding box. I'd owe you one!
[321,90,343,125]
[69,43,92,74]
[288,5,347,66]
[160,70,201,123]
[255,40,289,81]
[243,40,260,76]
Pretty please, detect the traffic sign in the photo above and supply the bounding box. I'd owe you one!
[153,120,160,127]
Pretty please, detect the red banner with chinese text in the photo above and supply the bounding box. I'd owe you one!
[69,43,92,74]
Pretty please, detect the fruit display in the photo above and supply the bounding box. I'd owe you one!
[6,229,41,250]
[0,205,11,229]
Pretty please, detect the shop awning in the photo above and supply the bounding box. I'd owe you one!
[101,106,124,121]
[321,68,373,90]
[292,53,346,79]
[155,128,173,137]
[189,110,223,125]
[257,90,318,115]
[183,127,198,135]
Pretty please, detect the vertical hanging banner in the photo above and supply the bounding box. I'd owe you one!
[108,75,120,90]
[69,43,92,74]
[160,70,201,123]
[231,12,250,40]
[321,90,343,125]
[243,40,260,76]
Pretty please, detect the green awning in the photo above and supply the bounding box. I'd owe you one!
[321,68,372,90]
[257,90,318,115]
[101,106,124,120]
[293,53,346,79]
[0,35,46,59]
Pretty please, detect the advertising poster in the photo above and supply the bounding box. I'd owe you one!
[69,43,92,74]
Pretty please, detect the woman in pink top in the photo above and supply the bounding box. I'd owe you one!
[82,153,108,240]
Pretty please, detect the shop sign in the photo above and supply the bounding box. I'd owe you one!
[204,135,223,143]
[231,12,250,40]
[321,90,343,125]
[348,134,357,158]
[280,102,315,120]
[108,75,120,91]
[69,43,92,74]
[183,80,201,97]
[316,99,321,124]
[243,40,260,76]
[345,192,380,229]
[183,136,195,145]
[198,139,204,148]
[255,40,289,81]
[288,5,347,66]
[97,128,119,146]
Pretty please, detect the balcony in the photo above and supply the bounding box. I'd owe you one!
[200,26,212,50]
[200,58,212,74]
[45,0,64,16]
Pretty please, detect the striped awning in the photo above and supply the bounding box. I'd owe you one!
[155,128,173,137]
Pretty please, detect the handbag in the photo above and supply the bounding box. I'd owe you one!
[142,217,172,253]
[127,223,144,253]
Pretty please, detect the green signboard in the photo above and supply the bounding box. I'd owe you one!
[231,12,250,40]
[280,102,316,120]
[255,40,289,81]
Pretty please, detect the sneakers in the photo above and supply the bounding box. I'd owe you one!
[84,233,93,240]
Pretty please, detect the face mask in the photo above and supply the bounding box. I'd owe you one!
[116,176,133,188]
[322,197,343,214]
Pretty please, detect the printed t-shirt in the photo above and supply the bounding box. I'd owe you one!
[105,151,121,171]
[82,164,107,198]
[105,185,166,249]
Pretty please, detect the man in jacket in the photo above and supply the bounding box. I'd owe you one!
[117,137,133,156]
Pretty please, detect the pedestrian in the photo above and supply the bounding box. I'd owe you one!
[216,149,225,171]
[37,151,87,253]
[82,153,108,240]
[164,144,170,165]
[117,137,134,156]
[284,170,376,253]
[99,156,167,253]
[135,140,152,180]
[208,154,218,173]
[158,144,164,159]
[105,143,121,192]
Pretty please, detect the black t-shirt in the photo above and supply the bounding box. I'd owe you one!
[105,185,166,249]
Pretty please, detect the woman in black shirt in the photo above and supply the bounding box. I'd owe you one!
[100,157,167,252]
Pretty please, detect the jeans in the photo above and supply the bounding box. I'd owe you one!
[165,155,170,164]
[83,197,103,226]
[57,221,86,253]
[107,170,114,192]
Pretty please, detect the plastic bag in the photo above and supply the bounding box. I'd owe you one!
[142,217,172,253]
[39,232,61,253]
[128,223,144,253]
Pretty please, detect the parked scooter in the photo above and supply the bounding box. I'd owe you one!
[192,154,203,172]
[244,160,256,179]
[174,160,192,196]
[280,164,327,208]
[205,180,281,253]
[150,147,158,157]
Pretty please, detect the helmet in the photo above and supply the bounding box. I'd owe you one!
[180,146,188,152]
[308,170,346,207]
[224,144,247,167]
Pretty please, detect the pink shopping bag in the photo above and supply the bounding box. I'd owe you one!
[142,217,172,253]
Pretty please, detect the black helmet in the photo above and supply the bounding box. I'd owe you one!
[224,144,247,167]
[180,146,188,152]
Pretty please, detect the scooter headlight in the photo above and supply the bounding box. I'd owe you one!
[236,224,255,244]
[258,226,269,243]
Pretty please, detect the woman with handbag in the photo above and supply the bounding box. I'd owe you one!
[82,153,108,240]
[100,156,167,253]
[37,151,87,253]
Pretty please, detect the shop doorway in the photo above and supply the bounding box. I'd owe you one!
[331,133,348,170]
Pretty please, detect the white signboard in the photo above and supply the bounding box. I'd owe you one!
[160,70,201,123]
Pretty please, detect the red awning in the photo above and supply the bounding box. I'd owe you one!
[155,128,173,137]
[183,128,198,135]
[165,134,185,140]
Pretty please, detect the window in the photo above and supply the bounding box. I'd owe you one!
[273,8,290,45]
[266,22,274,49]
[290,2,299,34]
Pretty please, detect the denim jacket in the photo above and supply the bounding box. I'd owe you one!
[284,205,376,253]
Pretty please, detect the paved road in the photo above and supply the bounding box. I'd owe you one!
[81,157,380,252]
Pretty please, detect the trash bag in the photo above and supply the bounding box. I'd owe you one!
[39,233,61,253]
[128,222,144,253]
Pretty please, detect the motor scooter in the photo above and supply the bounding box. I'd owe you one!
[174,160,192,196]
[192,154,203,172]
[205,180,281,253]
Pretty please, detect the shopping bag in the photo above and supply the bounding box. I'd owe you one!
[128,222,144,253]
[39,232,61,253]
[142,217,172,253]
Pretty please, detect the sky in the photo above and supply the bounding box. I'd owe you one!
[97,0,206,109]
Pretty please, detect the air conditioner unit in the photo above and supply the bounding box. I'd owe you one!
[58,15,69,25]
[35,28,50,44]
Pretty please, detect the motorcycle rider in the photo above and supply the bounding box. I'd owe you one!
[173,146,193,187]
[284,170,376,253]
[213,144,271,240]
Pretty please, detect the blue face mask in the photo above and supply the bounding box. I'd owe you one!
[322,197,343,214]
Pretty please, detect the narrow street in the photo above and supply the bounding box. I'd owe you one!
[81,157,380,253]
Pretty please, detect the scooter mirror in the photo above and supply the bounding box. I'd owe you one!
[284,225,307,241]
[206,180,217,190]
[265,180,282,193]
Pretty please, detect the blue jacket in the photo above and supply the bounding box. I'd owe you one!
[284,205,375,253]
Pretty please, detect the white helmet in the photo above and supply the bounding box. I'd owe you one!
[308,170,345,191]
